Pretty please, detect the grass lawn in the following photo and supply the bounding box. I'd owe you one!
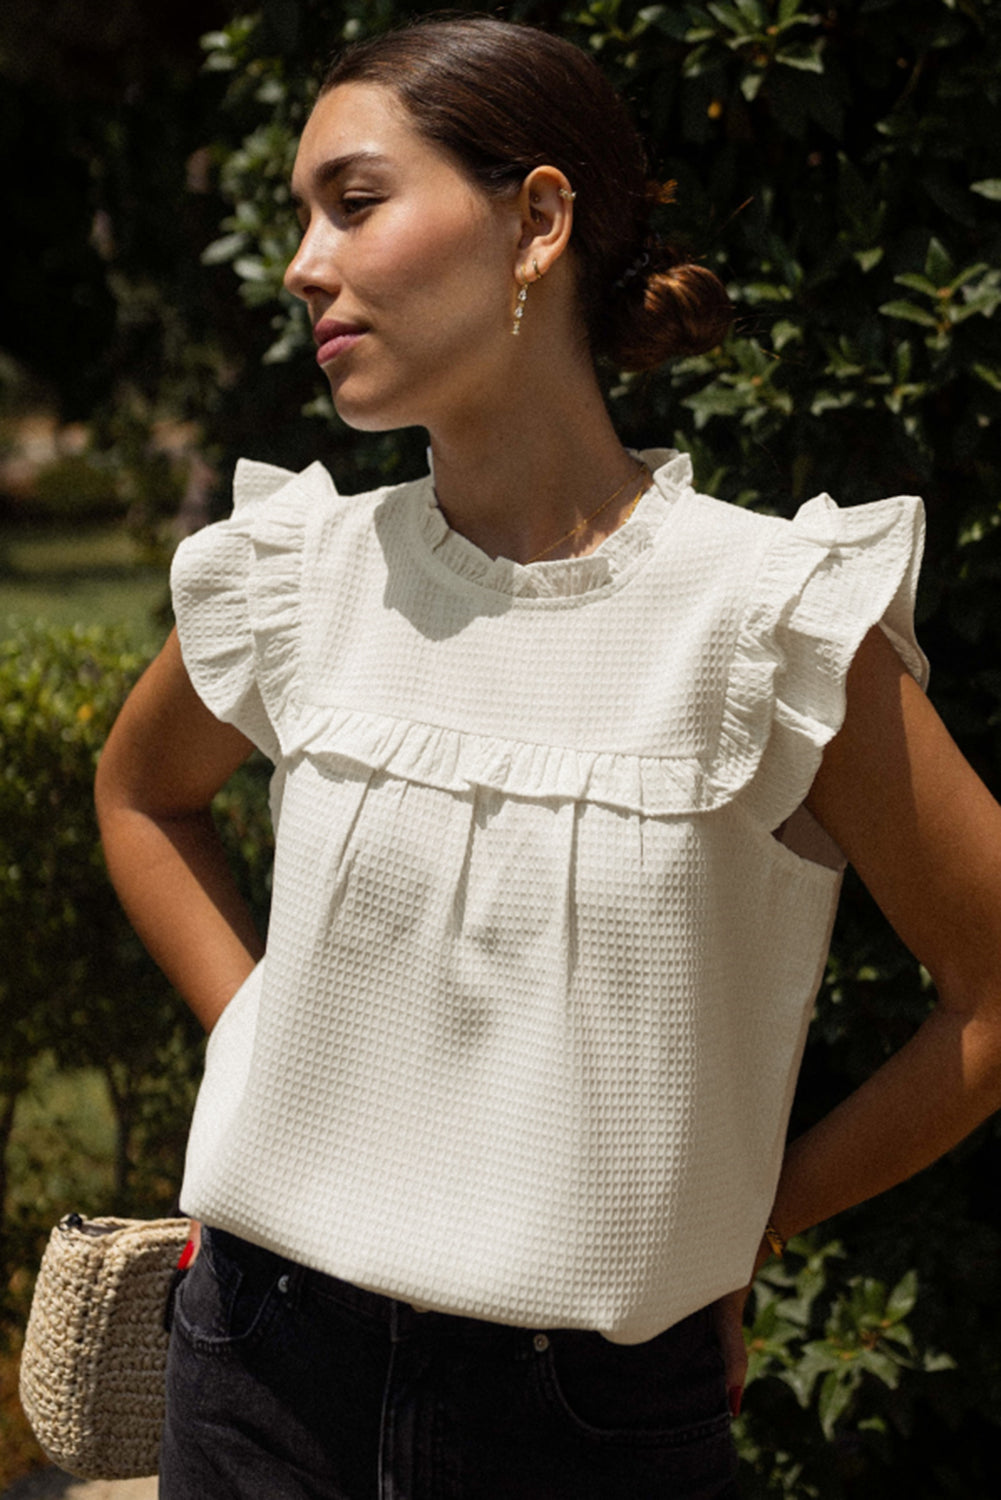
[0,519,171,649]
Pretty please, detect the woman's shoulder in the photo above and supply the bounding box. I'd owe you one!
[641,448,782,557]
[643,447,922,537]
[187,454,413,525]
[645,454,925,636]
[172,459,415,585]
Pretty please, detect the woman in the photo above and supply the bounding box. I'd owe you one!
[95,17,1001,1500]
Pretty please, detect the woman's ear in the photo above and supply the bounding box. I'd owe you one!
[514,166,575,277]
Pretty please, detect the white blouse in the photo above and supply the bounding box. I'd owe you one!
[171,449,926,1344]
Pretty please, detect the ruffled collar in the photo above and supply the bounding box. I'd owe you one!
[413,449,693,600]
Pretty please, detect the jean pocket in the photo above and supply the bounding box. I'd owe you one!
[534,1312,731,1447]
[173,1227,288,1356]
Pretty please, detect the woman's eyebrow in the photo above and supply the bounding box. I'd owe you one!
[290,150,392,208]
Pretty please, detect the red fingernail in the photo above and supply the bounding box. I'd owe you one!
[728,1384,743,1417]
[177,1239,195,1270]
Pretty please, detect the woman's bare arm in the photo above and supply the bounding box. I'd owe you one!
[95,628,265,1033]
[717,626,1001,1405]
[774,626,1001,1236]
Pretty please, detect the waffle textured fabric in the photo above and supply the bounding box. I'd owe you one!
[171,449,927,1345]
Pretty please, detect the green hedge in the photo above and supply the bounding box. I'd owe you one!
[0,624,272,1328]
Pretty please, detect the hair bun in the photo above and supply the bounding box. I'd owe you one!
[608,251,733,373]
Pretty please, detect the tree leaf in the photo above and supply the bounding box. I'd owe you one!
[778,0,807,27]
[771,319,803,351]
[886,1269,918,1320]
[776,44,825,72]
[946,262,990,293]
[971,178,1001,200]
[683,42,712,77]
[879,300,939,327]
[951,290,1001,322]
[200,231,247,266]
[894,273,938,297]
[811,391,858,415]
[818,1369,855,1439]
[972,363,1001,391]
[860,1349,904,1387]
[924,236,954,283]
[706,2,749,34]
[233,255,272,283]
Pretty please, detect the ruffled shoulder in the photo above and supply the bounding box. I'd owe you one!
[268,482,926,827]
[170,460,335,758]
[719,490,928,830]
[173,461,927,824]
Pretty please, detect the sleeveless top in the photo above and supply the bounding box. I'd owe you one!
[170,448,927,1344]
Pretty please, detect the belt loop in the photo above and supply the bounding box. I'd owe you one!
[389,1297,414,1343]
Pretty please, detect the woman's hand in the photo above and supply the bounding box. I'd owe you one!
[186,1219,202,1266]
[713,1235,771,1416]
[713,1285,749,1417]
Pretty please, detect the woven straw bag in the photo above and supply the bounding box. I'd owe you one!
[19,1213,189,1479]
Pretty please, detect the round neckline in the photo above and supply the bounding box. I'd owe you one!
[411,449,694,603]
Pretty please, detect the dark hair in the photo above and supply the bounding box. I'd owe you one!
[320,17,732,372]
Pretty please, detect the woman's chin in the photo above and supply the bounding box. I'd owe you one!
[329,385,419,435]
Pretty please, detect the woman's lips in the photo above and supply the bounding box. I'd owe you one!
[314,319,365,366]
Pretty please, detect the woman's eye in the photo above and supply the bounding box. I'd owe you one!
[341,196,380,217]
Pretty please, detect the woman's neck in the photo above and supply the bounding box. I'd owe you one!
[426,367,645,564]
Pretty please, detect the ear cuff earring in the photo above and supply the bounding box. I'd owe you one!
[511,259,545,336]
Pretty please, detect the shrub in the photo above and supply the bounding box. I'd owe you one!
[0,623,273,1329]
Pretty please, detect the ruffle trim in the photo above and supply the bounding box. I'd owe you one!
[173,458,927,824]
[245,465,329,740]
[415,448,694,599]
[725,491,927,829]
[170,458,324,759]
[282,704,718,815]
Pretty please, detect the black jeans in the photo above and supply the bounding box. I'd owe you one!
[160,1227,739,1499]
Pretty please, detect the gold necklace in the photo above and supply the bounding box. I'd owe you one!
[526,463,651,564]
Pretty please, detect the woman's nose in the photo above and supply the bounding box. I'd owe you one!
[283,223,339,303]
